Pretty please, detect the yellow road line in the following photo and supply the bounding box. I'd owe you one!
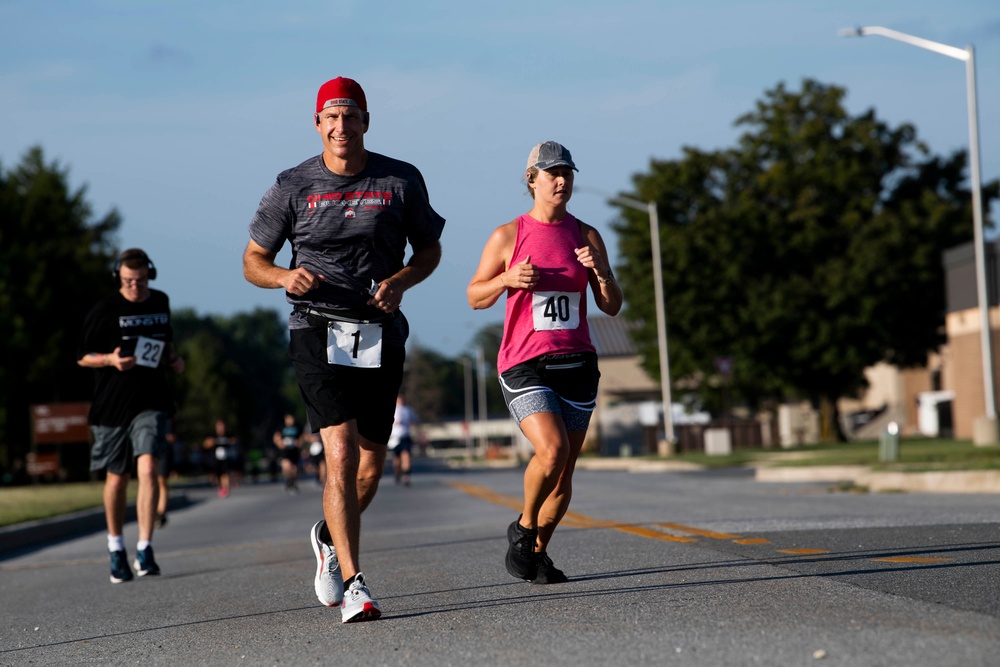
[657,522,742,540]
[446,481,695,542]
[445,481,953,562]
[447,481,523,511]
[613,524,698,543]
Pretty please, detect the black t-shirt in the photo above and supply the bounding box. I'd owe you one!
[281,424,302,449]
[248,151,446,334]
[77,289,177,426]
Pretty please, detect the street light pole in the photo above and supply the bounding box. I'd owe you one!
[460,354,474,459]
[841,25,998,443]
[610,194,676,447]
[476,344,488,454]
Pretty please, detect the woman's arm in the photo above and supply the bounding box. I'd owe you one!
[577,224,623,316]
[467,222,528,310]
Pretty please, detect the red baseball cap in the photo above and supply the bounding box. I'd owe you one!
[315,77,367,114]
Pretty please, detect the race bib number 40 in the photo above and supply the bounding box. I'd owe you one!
[133,336,166,368]
[532,291,581,331]
[326,321,382,368]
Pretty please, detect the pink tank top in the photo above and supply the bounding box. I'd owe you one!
[496,213,595,373]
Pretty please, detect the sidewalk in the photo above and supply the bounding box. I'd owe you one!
[446,451,1000,491]
[578,454,1000,492]
[754,464,1000,493]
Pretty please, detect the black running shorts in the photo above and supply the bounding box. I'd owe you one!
[289,325,405,446]
[499,352,600,432]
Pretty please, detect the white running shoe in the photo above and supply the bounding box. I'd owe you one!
[341,572,382,623]
[310,520,343,606]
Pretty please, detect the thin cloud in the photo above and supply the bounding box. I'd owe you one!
[142,43,193,70]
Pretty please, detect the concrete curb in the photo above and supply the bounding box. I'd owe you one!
[575,458,704,473]
[754,465,1000,493]
[0,493,194,558]
[0,505,111,557]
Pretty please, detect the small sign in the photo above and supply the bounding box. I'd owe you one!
[26,451,60,476]
[31,403,91,445]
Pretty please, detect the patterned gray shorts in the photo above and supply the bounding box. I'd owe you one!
[499,352,600,432]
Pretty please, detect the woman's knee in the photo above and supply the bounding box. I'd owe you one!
[532,440,569,474]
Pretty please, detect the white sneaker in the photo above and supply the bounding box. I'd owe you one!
[310,520,343,606]
[341,572,382,623]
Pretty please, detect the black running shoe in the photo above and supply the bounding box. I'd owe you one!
[110,549,133,584]
[532,552,568,584]
[505,517,537,580]
[133,545,161,576]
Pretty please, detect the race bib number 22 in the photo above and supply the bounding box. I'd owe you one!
[133,336,166,368]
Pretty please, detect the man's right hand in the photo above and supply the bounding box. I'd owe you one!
[280,267,325,296]
[108,347,137,371]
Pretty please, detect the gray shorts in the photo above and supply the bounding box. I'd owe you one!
[90,411,169,475]
[499,352,600,432]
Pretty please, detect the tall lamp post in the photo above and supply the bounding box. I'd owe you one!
[841,25,997,444]
[608,193,676,447]
[476,344,488,454]
[460,354,474,460]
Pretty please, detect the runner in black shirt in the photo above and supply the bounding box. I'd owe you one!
[78,248,185,583]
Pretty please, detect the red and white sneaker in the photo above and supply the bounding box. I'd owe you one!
[341,572,381,623]
[310,520,343,606]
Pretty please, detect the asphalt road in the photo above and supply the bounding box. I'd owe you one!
[2,462,999,666]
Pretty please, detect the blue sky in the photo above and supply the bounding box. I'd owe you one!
[2,1,998,356]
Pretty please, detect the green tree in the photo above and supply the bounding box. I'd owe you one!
[402,324,507,426]
[613,79,998,440]
[398,322,508,433]
[171,308,297,452]
[402,344,450,422]
[0,147,121,472]
[469,322,506,417]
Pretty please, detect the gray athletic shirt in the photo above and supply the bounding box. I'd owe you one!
[249,152,446,331]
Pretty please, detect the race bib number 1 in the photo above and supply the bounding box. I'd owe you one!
[326,322,382,368]
[133,336,166,368]
[532,291,581,331]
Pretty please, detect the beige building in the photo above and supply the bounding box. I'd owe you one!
[588,316,661,455]
[841,240,1000,442]
[593,238,1000,447]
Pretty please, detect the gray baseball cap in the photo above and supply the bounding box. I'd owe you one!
[526,141,578,172]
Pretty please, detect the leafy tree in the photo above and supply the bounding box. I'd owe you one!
[469,322,506,417]
[613,79,998,440]
[170,308,297,453]
[0,147,121,472]
[402,344,450,423]
[399,322,508,432]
